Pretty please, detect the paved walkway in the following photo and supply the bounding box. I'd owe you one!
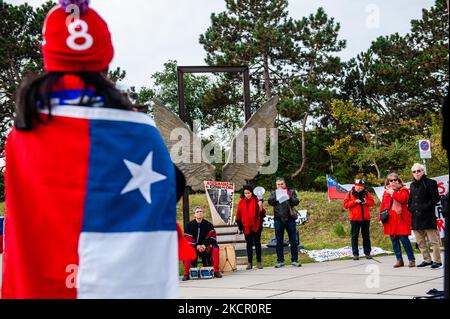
[0,253,444,299]
[179,253,445,299]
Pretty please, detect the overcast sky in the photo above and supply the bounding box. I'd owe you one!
[10,0,435,89]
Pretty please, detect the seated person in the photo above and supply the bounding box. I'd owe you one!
[182,206,222,280]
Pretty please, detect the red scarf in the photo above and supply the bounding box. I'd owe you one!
[236,197,263,235]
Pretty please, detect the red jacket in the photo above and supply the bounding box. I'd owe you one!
[379,187,411,235]
[343,188,375,221]
[235,197,266,235]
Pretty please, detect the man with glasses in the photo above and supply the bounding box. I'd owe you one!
[408,163,442,269]
[182,206,222,280]
[268,177,301,268]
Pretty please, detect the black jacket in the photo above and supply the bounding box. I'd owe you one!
[408,176,440,230]
[268,189,300,221]
[184,219,218,248]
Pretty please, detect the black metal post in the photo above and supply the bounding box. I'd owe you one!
[177,68,190,229]
[243,67,251,122]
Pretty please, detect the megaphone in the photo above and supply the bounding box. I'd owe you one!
[253,186,265,200]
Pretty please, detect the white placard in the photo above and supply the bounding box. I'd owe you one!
[276,189,289,203]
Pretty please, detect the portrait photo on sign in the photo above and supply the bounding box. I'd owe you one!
[204,181,235,225]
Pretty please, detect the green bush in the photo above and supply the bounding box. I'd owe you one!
[313,176,328,191]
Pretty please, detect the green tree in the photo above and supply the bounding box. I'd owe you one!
[342,0,448,122]
[128,60,218,129]
[0,1,55,157]
[199,0,300,104]
[279,7,345,178]
[108,67,127,85]
[200,2,346,181]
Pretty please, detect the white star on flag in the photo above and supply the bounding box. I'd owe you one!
[121,151,167,204]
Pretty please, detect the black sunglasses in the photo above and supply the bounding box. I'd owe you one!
[412,170,422,173]
[389,179,398,182]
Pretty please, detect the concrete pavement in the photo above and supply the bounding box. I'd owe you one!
[179,253,445,299]
[0,253,444,299]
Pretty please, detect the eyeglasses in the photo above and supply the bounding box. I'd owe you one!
[389,179,398,182]
[412,170,423,174]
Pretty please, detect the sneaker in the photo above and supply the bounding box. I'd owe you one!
[246,263,253,270]
[214,271,223,278]
[353,255,359,260]
[291,261,302,267]
[257,262,263,269]
[408,260,416,268]
[417,261,433,268]
[181,275,190,281]
[275,262,285,268]
[430,262,443,269]
[365,255,373,259]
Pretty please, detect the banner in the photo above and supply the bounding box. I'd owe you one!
[326,175,353,201]
[372,174,448,240]
[299,246,392,262]
[262,210,308,228]
[204,181,235,226]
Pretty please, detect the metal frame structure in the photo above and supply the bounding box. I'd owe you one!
[177,65,251,228]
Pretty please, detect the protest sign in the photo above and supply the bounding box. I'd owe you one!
[204,181,235,225]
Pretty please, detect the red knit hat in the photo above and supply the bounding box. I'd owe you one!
[42,0,114,72]
[354,179,365,187]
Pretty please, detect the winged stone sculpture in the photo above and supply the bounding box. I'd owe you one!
[152,96,278,192]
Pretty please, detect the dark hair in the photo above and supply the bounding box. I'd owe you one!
[240,185,255,199]
[14,72,134,130]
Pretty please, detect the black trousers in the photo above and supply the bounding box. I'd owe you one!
[245,230,262,263]
[350,221,371,256]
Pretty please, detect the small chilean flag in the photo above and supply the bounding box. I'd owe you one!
[2,106,178,298]
[326,175,352,201]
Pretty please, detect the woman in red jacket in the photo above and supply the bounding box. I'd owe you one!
[343,179,375,260]
[379,173,415,268]
[235,185,266,270]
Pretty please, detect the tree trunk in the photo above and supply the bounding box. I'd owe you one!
[263,54,271,100]
[373,161,381,179]
[291,113,308,178]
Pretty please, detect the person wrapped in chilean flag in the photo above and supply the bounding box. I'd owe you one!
[182,207,222,281]
[2,0,194,299]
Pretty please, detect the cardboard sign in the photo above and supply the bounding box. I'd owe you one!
[204,181,235,225]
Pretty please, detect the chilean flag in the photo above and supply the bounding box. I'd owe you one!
[326,175,352,201]
[2,105,178,298]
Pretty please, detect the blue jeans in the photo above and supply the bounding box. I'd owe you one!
[390,235,415,262]
[274,219,298,263]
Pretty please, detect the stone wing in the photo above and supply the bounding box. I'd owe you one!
[222,96,278,190]
[152,99,215,191]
